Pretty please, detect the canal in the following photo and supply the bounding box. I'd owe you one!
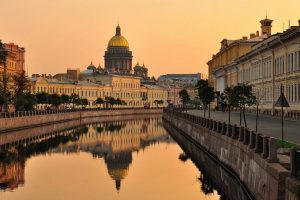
[0,115,249,200]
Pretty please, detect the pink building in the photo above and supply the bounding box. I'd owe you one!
[4,43,25,74]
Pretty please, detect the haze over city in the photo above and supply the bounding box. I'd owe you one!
[1,0,300,77]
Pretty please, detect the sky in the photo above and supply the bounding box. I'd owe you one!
[1,0,300,78]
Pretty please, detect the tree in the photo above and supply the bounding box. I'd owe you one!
[197,80,214,118]
[107,97,116,108]
[80,98,89,108]
[179,89,190,110]
[70,93,80,108]
[14,71,32,111]
[224,86,239,124]
[115,98,122,106]
[154,100,159,108]
[0,40,8,94]
[61,94,70,105]
[36,92,48,109]
[48,94,61,108]
[96,97,104,107]
[232,84,255,127]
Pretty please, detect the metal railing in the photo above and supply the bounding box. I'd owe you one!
[163,108,279,163]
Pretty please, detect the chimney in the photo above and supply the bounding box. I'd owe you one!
[250,33,256,39]
[242,36,248,40]
[256,30,259,37]
[298,20,300,26]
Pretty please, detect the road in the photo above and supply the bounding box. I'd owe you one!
[188,109,300,145]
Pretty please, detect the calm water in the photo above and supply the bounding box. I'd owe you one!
[0,116,224,200]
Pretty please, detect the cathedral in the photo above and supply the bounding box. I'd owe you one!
[104,25,133,74]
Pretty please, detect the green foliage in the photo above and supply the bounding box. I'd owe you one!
[276,139,299,149]
[48,94,61,107]
[80,98,89,106]
[36,92,48,104]
[0,40,7,65]
[179,89,190,106]
[14,93,36,111]
[70,93,80,106]
[13,71,33,111]
[232,84,255,107]
[96,97,104,105]
[14,71,29,96]
[196,80,214,108]
[105,96,116,107]
[61,94,70,104]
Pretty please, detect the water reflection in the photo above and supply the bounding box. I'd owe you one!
[163,120,252,200]
[0,116,169,193]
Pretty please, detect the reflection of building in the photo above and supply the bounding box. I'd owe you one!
[105,152,131,191]
[61,117,168,191]
[0,161,25,190]
[104,25,133,74]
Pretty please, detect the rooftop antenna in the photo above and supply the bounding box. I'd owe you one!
[283,22,285,32]
[288,19,291,29]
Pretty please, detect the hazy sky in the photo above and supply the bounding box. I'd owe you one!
[1,0,300,77]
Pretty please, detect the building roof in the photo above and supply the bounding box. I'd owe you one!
[238,26,300,62]
[158,73,201,81]
[107,25,129,48]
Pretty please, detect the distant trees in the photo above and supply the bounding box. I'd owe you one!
[222,84,255,127]
[48,94,62,108]
[13,71,35,111]
[61,94,70,105]
[96,97,104,107]
[70,93,80,108]
[154,99,164,108]
[179,89,190,110]
[196,80,214,118]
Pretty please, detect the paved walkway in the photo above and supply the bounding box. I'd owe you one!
[188,110,300,145]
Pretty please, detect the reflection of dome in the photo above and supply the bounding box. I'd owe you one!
[107,25,129,48]
[105,152,132,191]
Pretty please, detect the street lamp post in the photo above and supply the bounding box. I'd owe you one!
[274,84,290,148]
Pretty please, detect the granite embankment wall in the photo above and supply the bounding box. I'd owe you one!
[0,109,163,132]
[0,113,162,147]
[163,110,299,200]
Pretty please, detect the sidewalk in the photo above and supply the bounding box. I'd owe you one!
[188,109,300,145]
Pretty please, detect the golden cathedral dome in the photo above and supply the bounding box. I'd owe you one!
[107,25,129,48]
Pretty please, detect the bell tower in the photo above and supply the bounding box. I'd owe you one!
[260,16,273,37]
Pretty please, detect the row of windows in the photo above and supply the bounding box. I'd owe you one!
[254,83,300,104]
[36,85,166,99]
[274,56,285,75]
[113,81,139,88]
[287,51,300,73]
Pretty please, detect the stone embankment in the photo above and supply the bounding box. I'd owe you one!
[0,108,163,132]
[0,113,162,147]
[163,109,300,200]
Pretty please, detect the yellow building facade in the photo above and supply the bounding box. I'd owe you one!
[235,22,300,111]
[207,18,271,93]
[30,74,168,108]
